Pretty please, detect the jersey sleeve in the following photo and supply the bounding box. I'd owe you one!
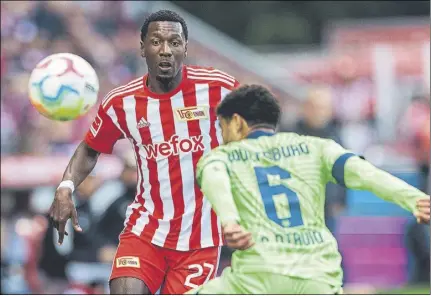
[84,103,122,154]
[343,156,429,214]
[196,149,230,188]
[319,138,358,185]
[197,150,240,225]
[319,138,429,214]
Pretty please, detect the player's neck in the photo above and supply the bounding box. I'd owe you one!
[248,124,276,135]
[245,125,276,139]
[147,69,183,94]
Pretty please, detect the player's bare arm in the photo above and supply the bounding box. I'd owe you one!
[49,141,100,245]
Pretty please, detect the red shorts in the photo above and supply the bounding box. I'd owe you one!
[110,232,221,294]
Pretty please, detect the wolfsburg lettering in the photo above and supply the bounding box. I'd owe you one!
[260,230,324,246]
[228,143,309,163]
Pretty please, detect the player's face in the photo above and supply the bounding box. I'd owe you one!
[141,21,187,82]
[219,115,247,144]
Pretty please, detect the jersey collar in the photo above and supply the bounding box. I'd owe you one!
[246,130,275,139]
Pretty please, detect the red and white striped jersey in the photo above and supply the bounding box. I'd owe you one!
[85,65,240,251]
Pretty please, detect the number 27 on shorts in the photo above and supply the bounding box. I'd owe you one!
[184,263,215,289]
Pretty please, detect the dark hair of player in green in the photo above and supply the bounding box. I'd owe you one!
[140,9,189,42]
[216,84,281,129]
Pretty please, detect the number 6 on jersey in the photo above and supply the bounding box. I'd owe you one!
[254,166,304,227]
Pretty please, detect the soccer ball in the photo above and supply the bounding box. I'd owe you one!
[28,53,99,121]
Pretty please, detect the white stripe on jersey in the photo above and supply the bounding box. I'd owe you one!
[147,97,175,246]
[187,75,235,87]
[170,90,196,250]
[187,67,235,81]
[122,95,153,236]
[195,84,215,248]
[102,82,143,109]
[212,85,230,245]
[187,71,236,83]
[215,87,233,145]
[103,77,142,101]
[106,105,141,228]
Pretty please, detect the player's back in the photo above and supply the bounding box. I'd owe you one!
[200,131,343,287]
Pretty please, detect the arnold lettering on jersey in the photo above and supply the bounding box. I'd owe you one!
[143,134,205,159]
[228,143,310,163]
[259,230,325,246]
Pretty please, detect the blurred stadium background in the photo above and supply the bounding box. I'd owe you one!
[1,1,429,294]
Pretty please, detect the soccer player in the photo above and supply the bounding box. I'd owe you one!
[191,84,431,294]
[49,10,240,294]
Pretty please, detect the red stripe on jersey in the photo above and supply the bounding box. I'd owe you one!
[136,97,162,240]
[183,86,204,250]
[208,85,223,246]
[115,99,145,233]
[158,99,185,249]
[208,85,222,149]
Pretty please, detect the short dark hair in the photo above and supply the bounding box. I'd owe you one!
[217,84,281,128]
[140,10,188,42]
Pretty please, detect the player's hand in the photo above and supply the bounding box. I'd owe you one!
[49,187,82,245]
[223,223,255,251]
[415,197,430,224]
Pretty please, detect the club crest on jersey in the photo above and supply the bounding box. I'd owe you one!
[137,117,150,129]
[116,256,140,268]
[175,106,208,122]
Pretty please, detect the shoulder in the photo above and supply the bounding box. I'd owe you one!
[185,65,240,90]
[100,76,145,110]
[197,147,231,184]
[295,134,343,155]
[198,146,230,169]
[274,132,329,149]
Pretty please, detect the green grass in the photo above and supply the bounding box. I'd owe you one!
[379,285,430,295]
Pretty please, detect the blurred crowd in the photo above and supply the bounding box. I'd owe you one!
[1,1,149,157]
[1,151,139,294]
[0,2,151,293]
[1,1,429,294]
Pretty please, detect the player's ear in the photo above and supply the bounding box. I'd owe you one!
[231,113,240,125]
[232,113,243,131]
[184,41,188,59]
[140,41,146,58]
[236,113,250,134]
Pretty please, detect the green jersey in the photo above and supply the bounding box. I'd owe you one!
[196,131,427,288]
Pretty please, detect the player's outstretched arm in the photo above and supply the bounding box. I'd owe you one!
[321,139,430,224]
[62,141,100,185]
[345,157,430,223]
[49,141,100,245]
[343,157,430,223]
